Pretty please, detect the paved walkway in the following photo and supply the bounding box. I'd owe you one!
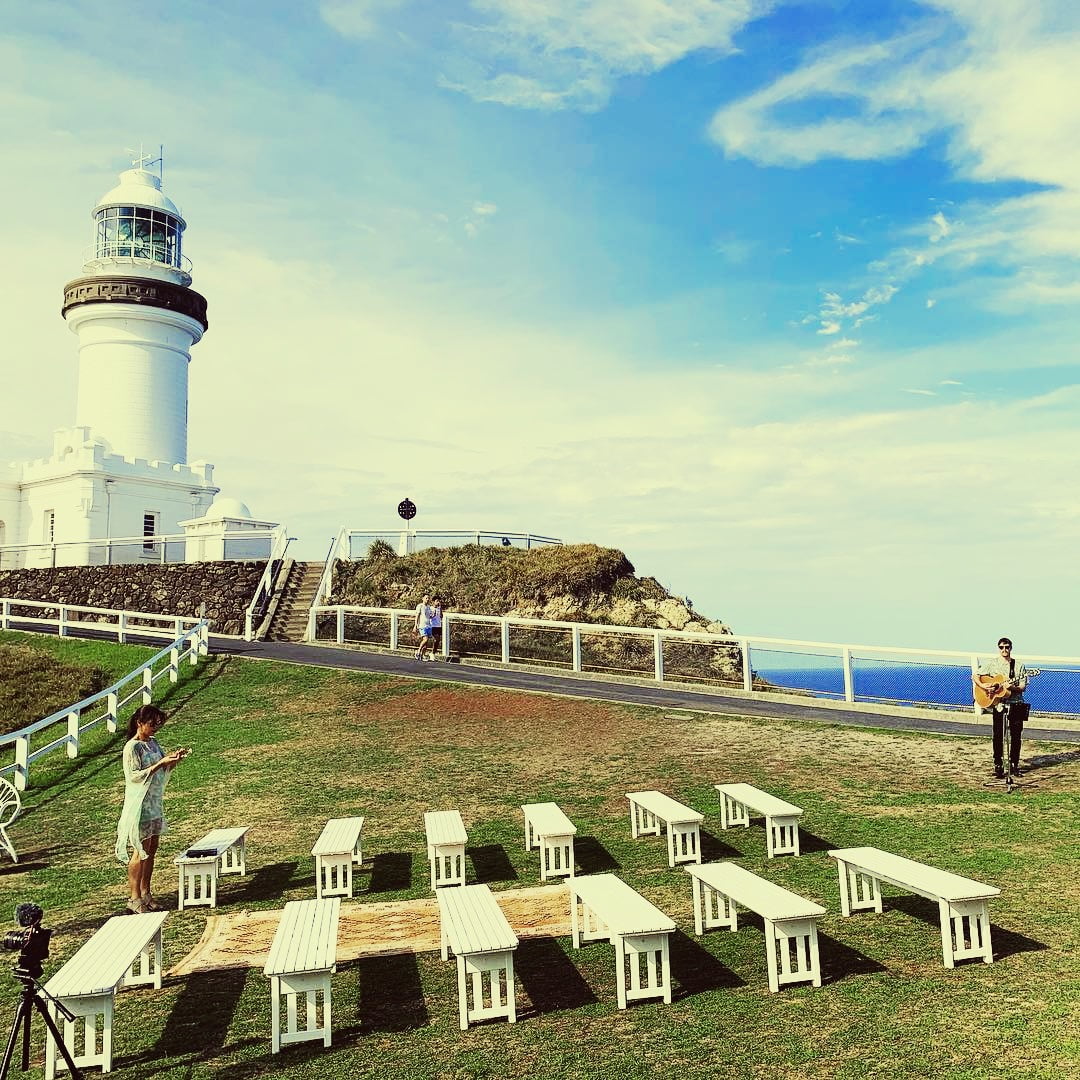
[6,620,1077,742]
[212,637,1080,743]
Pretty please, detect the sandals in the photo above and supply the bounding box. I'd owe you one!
[126,897,146,914]
[141,895,162,911]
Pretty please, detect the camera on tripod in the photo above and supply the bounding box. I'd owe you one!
[0,904,51,977]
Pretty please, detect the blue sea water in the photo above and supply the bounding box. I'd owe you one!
[754,664,1079,716]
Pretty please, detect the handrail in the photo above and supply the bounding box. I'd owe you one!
[243,526,291,641]
[0,616,210,790]
[308,604,1080,718]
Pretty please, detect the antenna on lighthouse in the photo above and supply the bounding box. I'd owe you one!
[125,142,164,180]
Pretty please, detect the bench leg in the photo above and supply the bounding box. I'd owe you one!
[669,822,701,866]
[524,816,537,852]
[458,950,517,1029]
[836,861,880,915]
[431,843,465,889]
[692,878,738,934]
[720,794,750,830]
[767,815,800,858]
[318,854,354,899]
[571,896,609,947]
[620,932,672,1007]
[47,993,113,1077]
[271,970,333,1052]
[178,859,220,909]
[766,917,822,991]
[120,929,163,990]
[939,899,994,968]
[219,838,246,876]
[540,834,575,880]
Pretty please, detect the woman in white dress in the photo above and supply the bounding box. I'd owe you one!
[115,704,188,913]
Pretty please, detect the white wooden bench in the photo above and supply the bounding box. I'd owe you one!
[43,911,168,1079]
[311,816,365,899]
[568,873,677,1009]
[686,862,825,992]
[829,847,1000,968]
[715,783,803,857]
[438,884,519,1029]
[263,897,341,1053]
[174,826,250,910]
[521,802,577,881]
[425,810,468,889]
[626,790,703,867]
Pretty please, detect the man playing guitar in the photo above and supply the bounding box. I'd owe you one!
[975,637,1029,780]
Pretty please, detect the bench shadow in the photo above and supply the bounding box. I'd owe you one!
[226,860,299,906]
[818,930,886,984]
[142,968,251,1071]
[797,829,835,855]
[670,929,744,998]
[698,830,743,861]
[469,844,518,884]
[887,896,1048,961]
[574,835,619,873]
[514,937,597,1017]
[367,851,413,893]
[353,952,428,1031]
[987,923,1048,959]
[0,857,53,876]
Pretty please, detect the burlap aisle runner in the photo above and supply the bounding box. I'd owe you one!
[168,883,572,977]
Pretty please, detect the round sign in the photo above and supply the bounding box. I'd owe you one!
[397,498,417,521]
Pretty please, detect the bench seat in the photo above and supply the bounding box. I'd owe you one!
[686,862,825,991]
[264,898,341,1053]
[569,873,676,1009]
[425,810,468,890]
[626,790,703,867]
[522,802,577,881]
[311,816,365,899]
[715,783,803,857]
[438,884,519,1029]
[44,911,168,1078]
[174,826,250,910]
[829,847,1000,967]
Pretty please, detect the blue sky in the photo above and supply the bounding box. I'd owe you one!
[3,0,1080,655]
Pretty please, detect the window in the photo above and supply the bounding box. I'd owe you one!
[44,510,56,544]
[143,512,158,552]
[94,205,183,268]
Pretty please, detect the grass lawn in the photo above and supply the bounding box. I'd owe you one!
[0,631,1077,1079]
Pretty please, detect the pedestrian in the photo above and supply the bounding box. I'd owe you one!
[115,704,190,913]
[414,593,433,660]
[974,637,1030,780]
[429,597,443,661]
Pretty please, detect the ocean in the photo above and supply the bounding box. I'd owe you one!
[754,663,1080,717]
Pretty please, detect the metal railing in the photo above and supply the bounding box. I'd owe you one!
[0,613,210,790]
[0,529,280,570]
[243,528,293,641]
[306,605,1080,720]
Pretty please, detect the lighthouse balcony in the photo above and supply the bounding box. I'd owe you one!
[81,245,193,285]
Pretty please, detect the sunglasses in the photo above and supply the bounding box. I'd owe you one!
[998,643,1012,650]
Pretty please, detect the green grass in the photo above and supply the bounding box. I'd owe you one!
[0,636,1077,1079]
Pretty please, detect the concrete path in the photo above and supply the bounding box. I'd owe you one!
[211,636,1080,743]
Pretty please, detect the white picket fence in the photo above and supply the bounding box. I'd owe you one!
[0,604,209,790]
[307,604,1080,719]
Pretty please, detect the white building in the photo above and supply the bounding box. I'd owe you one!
[0,154,275,567]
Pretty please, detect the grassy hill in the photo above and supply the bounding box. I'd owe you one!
[0,640,105,733]
[330,542,731,633]
[0,636,1076,1079]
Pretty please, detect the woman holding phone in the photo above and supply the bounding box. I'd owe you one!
[115,704,190,912]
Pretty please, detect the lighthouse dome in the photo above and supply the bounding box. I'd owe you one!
[95,169,186,224]
[203,496,254,521]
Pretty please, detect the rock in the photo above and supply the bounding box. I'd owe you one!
[655,599,692,630]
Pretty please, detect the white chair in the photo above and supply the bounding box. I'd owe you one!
[0,776,22,863]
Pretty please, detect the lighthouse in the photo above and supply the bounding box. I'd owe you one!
[62,154,208,464]
[0,152,277,569]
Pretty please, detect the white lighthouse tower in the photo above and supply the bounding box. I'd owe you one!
[64,154,207,464]
[0,152,278,568]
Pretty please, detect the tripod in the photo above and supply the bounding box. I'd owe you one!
[0,967,83,1080]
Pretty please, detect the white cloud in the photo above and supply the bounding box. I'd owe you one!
[816,320,841,336]
[926,297,937,308]
[319,0,409,39]
[436,0,776,111]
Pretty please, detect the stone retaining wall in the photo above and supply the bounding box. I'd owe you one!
[0,562,266,636]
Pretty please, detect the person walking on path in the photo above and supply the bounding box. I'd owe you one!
[428,597,443,661]
[414,594,433,661]
[976,637,1029,779]
[115,704,190,913]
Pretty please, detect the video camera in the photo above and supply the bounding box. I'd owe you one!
[1,903,52,978]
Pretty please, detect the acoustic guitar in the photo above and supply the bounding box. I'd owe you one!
[972,668,1040,710]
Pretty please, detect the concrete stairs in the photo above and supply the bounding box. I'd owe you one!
[263,561,325,642]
